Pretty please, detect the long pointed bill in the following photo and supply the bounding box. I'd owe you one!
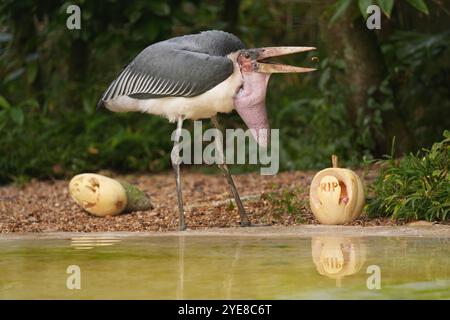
[255,46,316,74]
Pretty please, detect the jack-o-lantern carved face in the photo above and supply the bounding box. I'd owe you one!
[309,155,365,224]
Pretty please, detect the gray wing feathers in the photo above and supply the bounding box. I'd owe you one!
[100,47,235,102]
[99,30,245,106]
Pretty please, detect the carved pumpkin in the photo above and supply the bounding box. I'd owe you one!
[309,155,365,224]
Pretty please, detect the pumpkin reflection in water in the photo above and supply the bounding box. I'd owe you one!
[311,236,367,287]
[309,155,365,224]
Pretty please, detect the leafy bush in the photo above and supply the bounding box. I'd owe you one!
[1,1,449,183]
[0,97,174,183]
[271,57,373,170]
[381,30,450,150]
[366,131,450,221]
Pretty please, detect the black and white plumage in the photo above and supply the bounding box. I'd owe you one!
[98,31,245,114]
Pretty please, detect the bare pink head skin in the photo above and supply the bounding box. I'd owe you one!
[234,47,316,147]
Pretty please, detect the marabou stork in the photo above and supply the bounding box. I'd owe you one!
[98,30,315,230]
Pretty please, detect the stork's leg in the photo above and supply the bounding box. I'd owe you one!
[211,116,251,227]
[172,116,186,231]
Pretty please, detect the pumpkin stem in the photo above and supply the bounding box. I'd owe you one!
[332,155,338,168]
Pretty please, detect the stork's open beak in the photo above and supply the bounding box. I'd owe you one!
[255,46,316,73]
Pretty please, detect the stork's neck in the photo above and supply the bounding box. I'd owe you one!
[233,71,271,146]
[234,72,270,105]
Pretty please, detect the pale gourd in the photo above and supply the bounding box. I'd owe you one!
[69,173,128,216]
[309,155,365,224]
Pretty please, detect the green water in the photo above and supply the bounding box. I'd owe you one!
[0,235,449,299]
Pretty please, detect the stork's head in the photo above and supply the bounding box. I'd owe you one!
[234,47,316,146]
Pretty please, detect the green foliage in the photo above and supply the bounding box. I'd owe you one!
[358,0,373,19]
[0,99,173,183]
[0,0,192,184]
[272,57,366,170]
[377,0,394,18]
[382,30,450,147]
[329,0,352,26]
[366,131,450,221]
[0,0,448,183]
[331,0,431,23]
[406,0,429,15]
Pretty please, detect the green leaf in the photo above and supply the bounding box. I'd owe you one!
[358,0,373,19]
[10,107,24,125]
[376,0,394,18]
[329,0,352,26]
[406,0,429,15]
[19,98,39,109]
[432,170,442,177]
[26,63,38,84]
[443,130,450,139]
[0,96,11,109]
[149,2,170,16]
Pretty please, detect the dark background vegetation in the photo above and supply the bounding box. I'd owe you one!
[1,0,449,184]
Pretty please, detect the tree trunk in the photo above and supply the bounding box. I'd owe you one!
[313,1,413,156]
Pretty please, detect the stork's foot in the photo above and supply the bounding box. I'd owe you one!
[240,220,251,227]
[238,213,270,227]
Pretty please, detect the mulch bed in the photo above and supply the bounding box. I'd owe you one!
[0,169,404,233]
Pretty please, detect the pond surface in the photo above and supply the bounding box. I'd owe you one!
[0,235,449,299]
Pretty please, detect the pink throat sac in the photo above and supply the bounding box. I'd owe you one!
[233,72,271,147]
